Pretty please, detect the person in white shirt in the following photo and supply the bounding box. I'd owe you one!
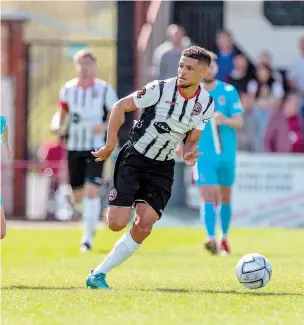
[86,46,214,289]
[53,49,118,252]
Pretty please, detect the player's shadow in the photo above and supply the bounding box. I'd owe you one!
[1,285,84,291]
[153,288,303,297]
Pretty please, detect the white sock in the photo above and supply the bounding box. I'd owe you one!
[92,231,141,275]
[81,197,101,245]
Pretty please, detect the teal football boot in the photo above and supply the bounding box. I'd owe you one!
[86,271,111,289]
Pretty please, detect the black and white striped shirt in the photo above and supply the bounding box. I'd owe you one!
[130,77,214,161]
[59,78,118,151]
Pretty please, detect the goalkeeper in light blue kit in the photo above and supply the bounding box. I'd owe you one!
[195,54,243,255]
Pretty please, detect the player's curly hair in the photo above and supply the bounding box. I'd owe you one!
[182,46,212,67]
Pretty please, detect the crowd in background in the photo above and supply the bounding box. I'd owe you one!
[37,24,304,196]
[151,25,304,154]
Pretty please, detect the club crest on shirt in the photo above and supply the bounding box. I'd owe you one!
[137,87,146,99]
[72,112,81,124]
[218,96,226,105]
[192,102,202,115]
[150,84,156,90]
[108,188,117,201]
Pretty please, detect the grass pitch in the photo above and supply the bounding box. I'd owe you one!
[1,227,304,325]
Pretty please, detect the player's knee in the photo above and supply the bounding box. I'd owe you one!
[108,217,127,232]
[134,222,153,237]
[86,191,99,199]
[85,183,100,199]
[221,197,230,204]
[200,186,218,202]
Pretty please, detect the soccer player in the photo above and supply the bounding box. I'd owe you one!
[195,55,244,255]
[86,46,215,289]
[54,49,118,252]
[0,114,13,239]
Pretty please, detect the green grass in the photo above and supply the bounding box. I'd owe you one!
[1,228,304,325]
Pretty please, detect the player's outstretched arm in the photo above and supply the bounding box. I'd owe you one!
[105,97,137,150]
[92,97,137,162]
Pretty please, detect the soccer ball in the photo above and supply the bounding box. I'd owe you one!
[236,253,272,289]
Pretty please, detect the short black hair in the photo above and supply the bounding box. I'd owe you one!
[181,46,212,67]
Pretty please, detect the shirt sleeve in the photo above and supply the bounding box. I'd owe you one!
[132,81,160,109]
[58,86,69,111]
[229,86,244,116]
[196,98,215,131]
[0,115,7,135]
[104,85,118,112]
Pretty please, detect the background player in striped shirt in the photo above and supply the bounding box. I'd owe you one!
[1,114,13,239]
[195,54,244,255]
[86,46,215,289]
[54,50,118,252]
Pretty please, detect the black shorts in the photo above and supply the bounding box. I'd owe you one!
[108,143,174,218]
[67,151,104,189]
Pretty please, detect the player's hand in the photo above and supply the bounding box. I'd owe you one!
[92,124,107,134]
[91,146,113,162]
[7,146,13,159]
[213,112,227,125]
[183,145,202,166]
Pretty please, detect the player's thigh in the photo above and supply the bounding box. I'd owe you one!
[107,206,132,231]
[198,185,219,203]
[195,159,218,187]
[108,144,141,212]
[67,151,85,190]
[136,160,174,219]
[218,160,235,188]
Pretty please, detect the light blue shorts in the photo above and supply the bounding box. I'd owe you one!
[195,156,236,187]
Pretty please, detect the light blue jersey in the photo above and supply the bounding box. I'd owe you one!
[0,114,7,135]
[196,80,243,187]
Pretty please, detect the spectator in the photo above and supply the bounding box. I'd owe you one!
[282,93,304,153]
[258,50,283,83]
[247,64,285,151]
[237,93,256,152]
[227,54,251,95]
[216,30,239,82]
[151,25,190,80]
[264,106,291,153]
[288,35,304,96]
[248,63,285,109]
[288,35,304,120]
[37,134,67,179]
